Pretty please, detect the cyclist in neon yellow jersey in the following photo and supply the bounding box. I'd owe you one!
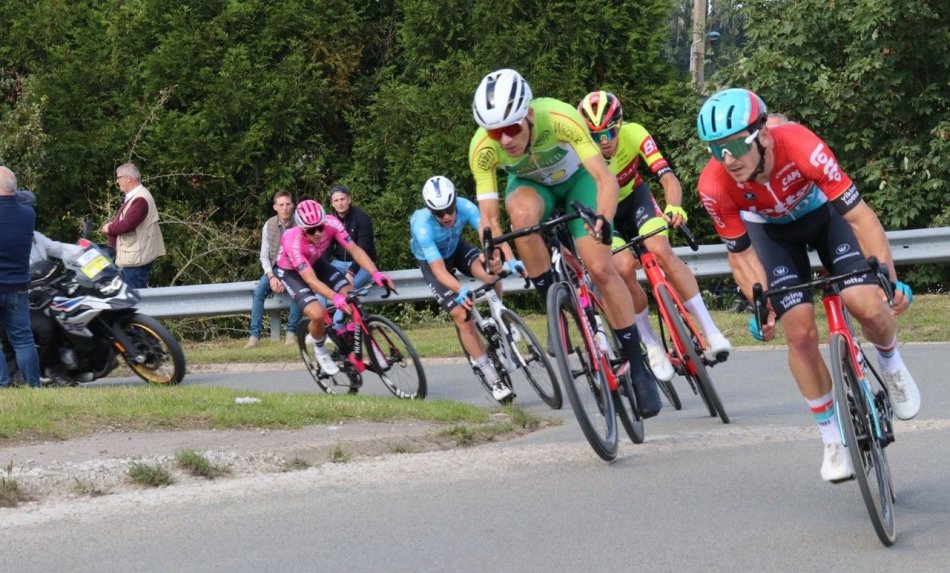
[470,69,662,417]
[578,91,732,372]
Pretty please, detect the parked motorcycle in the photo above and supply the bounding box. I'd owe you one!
[28,238,186,385]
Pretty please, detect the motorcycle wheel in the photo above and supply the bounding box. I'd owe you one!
[122,313,186,385]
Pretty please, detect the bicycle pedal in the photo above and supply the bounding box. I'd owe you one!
[829,474,856,485]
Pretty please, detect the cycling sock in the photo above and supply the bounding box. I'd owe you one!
[874,336,901,372]
[313,335,327,348]
[530,270,555,307]
[634,308,661,346]
[474,354,500,383]
[613,324,650,379]
[683,293,720,337]
[807,393,840,444]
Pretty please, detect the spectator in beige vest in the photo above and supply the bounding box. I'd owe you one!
[100,163,165,289]
[245,190,301,348]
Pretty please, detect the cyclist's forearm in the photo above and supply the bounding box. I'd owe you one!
[431,260,463,293]
[479,200,516,263]
[345,243,379,275]
[844,202,897,281]
[728,249,767,299]
[659,172,683,208]
[585,155,619,221]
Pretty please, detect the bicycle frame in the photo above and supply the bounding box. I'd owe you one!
[613,225,708,375]
[818,288,893,447]
[323,285,396,375]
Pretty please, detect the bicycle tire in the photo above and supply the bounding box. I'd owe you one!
[365,314,427,400]
[548,282,618,461]
[830,333,896,546]
[296,319,360,395]
[499,308,562,409]
[613,363,645,444]
[656,378,682,410]
[658,286,729,424]
[455,324,513,403]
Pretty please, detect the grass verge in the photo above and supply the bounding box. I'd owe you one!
[0,386,538,449]
[175,449,232,479]
[127,461,175,487]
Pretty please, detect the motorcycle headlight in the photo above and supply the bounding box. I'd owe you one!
[98,275,123,296]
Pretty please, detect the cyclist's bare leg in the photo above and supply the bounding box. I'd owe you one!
[453,305,487,359]
[304,302,328,340]
[840,284,897,348]
[780,303,833,400]
[645,234,700,301]
[575,235,636,328]
[506,187,551,277]
[613,250,648,312]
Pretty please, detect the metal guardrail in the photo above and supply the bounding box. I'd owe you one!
[138,227,950,340]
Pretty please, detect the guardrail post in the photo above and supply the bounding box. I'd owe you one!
[268,310,281,341]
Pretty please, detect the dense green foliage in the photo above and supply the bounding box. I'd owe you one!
[1,0,946,288]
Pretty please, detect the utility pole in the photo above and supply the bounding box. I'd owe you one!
[690,0,708,86]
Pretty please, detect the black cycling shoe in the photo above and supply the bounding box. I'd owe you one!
[632,376,663,419]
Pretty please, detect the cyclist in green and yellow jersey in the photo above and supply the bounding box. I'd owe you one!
[578,91,732,371]
[470,69,662,417]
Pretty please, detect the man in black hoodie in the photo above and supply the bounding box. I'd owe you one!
[327,184,377,290]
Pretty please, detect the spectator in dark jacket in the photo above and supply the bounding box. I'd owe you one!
[0,167,41,388]
[327,184,377,289]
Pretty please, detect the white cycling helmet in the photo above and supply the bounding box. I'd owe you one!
[472,68,533,129]
[422,176,457,212]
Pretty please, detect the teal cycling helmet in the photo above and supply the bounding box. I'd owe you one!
[696,88,768,142]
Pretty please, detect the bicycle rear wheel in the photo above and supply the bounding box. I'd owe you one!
[365,315,427,399]
[296,319,360,394]
[659,286,729,424]
[830,333,896,546]
[548,282,618,461]
[499,308,562,409]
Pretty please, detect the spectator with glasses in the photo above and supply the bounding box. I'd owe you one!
[273,200,393,375]
[696,87,919,482]
[577,91,732,379]
[469,69,662,417]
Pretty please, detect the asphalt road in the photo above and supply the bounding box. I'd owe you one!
[2,344,949,572]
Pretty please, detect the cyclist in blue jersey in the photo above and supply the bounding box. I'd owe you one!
[410,176,517,403]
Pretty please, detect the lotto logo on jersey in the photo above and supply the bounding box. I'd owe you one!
[700,195,726,229]
[809,144,842,182]
[640,137,658,157]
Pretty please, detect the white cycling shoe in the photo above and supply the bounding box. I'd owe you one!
[703,331,733,363]
[881,362,921,420]
[821,441,854,483]
[307,335,340,375]
[646,344,675,382]
[491,380,513,403]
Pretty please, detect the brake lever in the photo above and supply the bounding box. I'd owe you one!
[680,223,699,252]
[866,256,894,305]
[751,283,767,338]
[569,200,611,245]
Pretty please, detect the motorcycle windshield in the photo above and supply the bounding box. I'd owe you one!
[75,247,114,281]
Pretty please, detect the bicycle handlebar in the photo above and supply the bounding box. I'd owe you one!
[750,256,893,337]
[346,281,398,303]
[611,222,699,255]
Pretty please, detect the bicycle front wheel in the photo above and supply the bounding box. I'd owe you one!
[365,315,427,399]
[548,282,618,461]
[830,333,896,546]
[659,286,729,424]
[499,308,562,409]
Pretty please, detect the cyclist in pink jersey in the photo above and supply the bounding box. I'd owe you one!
[696,88,920,483]
[275,200,393,375]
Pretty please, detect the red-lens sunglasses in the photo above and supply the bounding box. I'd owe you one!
[487,121,524,141]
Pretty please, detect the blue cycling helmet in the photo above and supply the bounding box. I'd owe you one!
[696,88,768,142]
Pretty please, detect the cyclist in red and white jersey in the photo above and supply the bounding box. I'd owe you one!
[275,200,392,375]
[696,88,920,482]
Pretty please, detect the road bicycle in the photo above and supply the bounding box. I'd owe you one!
[484,201,645,461]
[296,284,427,399]
[612,224,730,423]
[751,257,898,546]
[456,272,562,408]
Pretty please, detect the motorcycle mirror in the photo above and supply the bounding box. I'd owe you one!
[82,219,94,239]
